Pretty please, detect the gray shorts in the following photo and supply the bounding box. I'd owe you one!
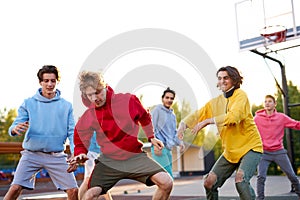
[90,151,166,194]
[12,150,78,190]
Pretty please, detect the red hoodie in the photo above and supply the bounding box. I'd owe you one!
[74,86,154,160]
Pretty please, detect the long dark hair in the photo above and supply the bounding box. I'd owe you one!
[216,66,243,88]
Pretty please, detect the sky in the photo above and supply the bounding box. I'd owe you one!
[1,0,300,120]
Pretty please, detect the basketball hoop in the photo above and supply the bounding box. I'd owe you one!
[260,25,287,43]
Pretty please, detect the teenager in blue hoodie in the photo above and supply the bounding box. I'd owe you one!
[4,65,78,200]
[151,87,185,178]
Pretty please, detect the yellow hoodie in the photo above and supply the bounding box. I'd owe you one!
[184,88,263,163]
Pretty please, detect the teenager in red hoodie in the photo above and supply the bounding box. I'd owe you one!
[68,71,173,200]
[254,95,300,200]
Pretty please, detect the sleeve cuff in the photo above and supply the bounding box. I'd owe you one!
[148,135,154,142]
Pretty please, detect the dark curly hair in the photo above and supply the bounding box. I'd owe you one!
[37,65,60,82]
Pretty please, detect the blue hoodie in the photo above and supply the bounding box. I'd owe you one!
[151,104,182,150]
[89,132,100,153]
[8,88,75,153]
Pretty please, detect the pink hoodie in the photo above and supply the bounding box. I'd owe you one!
[254,109,300,151]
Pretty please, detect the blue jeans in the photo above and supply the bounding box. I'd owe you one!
[205,150,262,200]
[151,146,173,178]
[257,149,300,200]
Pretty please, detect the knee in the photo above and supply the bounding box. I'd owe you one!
[235,169,244,183]
[66,187,78,198]
[161,173,173,192]
[83,187,102,200]
[9,184,23,194]
[155,172,173,192]
[3,184,22,200]
[83,190,94,200]
[204,172,217,190]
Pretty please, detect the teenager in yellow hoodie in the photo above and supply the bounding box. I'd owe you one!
[178,66,263,200]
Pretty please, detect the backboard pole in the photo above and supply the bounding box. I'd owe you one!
[291,0,297,35]
[250,49,296,174]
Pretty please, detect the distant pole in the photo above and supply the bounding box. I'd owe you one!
[250,49,296,172]
[280,62,296,172]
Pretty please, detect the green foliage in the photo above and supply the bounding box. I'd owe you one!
[203,129,220,153]
[276,81,300,175]
[252,81,300,175]
[138,126,148,143]
[139,95,222,165]
[0,107,23,169]
[251,104,264,116]
[183,126,222,160]
[183,128,205,146]
[0,108,24,142]
[139,99,193,142]
[172,102,180,126]
[177,100,192,125]
[0,154,21,169]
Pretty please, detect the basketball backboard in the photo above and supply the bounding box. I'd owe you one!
[235,0,300,52]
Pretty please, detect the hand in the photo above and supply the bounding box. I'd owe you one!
[150,138,164,153]
[67,153,88,165]
[179,143,185,153]
[177,121,186,140]
[151,138,164,156]
[153,145,162,156]
[12,121,29,136]
[67,163,78,173]
[67,154,88,173]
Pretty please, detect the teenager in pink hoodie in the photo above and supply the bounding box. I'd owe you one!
[254,94,300,200]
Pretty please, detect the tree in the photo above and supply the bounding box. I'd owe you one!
[252,81,300,175]
[0,108,22,142]
[138,97,193,142]
[280,81,300,175]
[137,95,223,163]
[0,107,22,169]
[172,99,192,126]
[176,100,222,160]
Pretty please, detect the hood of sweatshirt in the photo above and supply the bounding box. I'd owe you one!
[255,108,277,118]
[33,88,61,102]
